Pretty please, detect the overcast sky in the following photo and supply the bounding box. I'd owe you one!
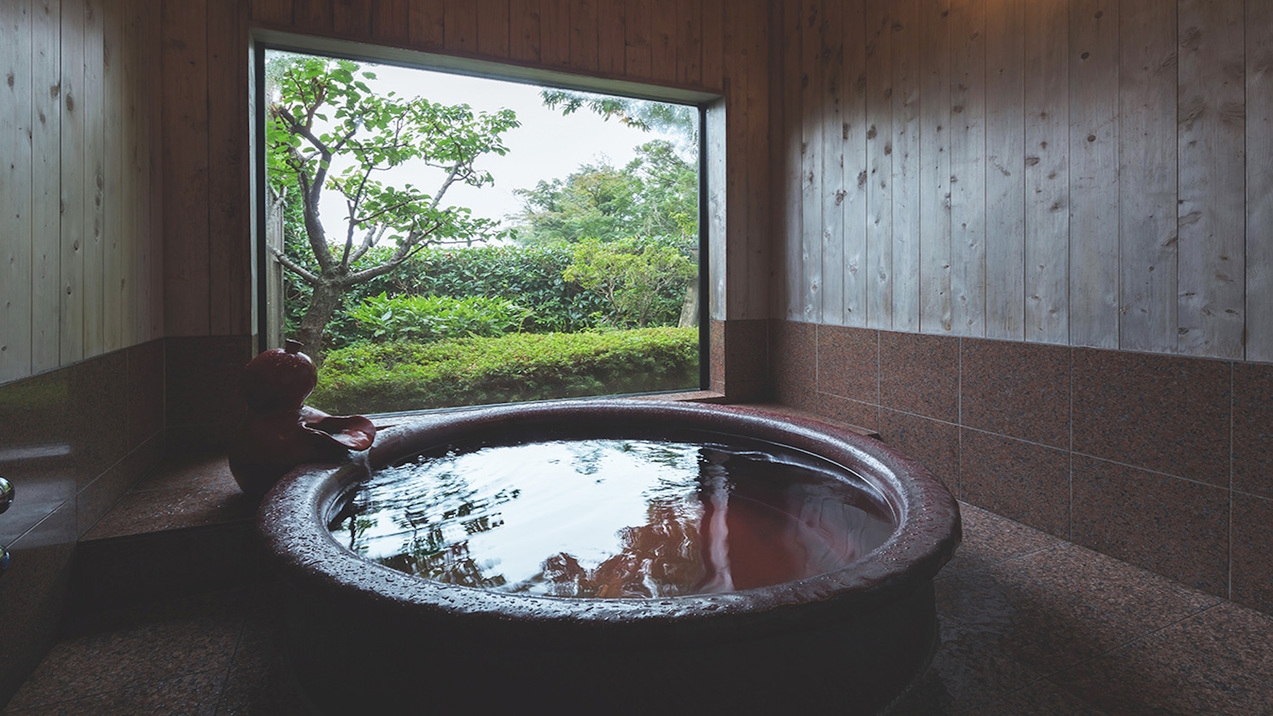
[272,55,689,243]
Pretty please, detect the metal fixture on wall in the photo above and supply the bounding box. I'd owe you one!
[0,476,12,575]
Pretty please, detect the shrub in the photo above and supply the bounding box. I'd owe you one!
[346,293,531,344]
[310,327,699,414]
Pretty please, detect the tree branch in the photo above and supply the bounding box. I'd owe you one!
[271,246,320,285]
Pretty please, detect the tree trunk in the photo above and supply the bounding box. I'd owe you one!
[294,279,345,364]
[678,281,699,328]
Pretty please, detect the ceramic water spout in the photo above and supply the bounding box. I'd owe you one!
[228,340,376,498]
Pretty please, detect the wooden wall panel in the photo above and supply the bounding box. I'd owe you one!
[983,0,1024,340]
[31,0,61,372]
[622,0,650,79]
[1119,0,1177,353]
[1023,0,1068,344]
[595,0,623,75]
[0,0,162,385]
[161,0,210,336]
[1250,0,1273,362]
[208,0,251,336]
[82,0,105,355]
[569,0,597,72]
[540,0,570,67]
[917,0,951,334]
[443,0,477,54]
[800,0,822,323]
[371,0,409,44]
[779,0,802,321]
[1176,0,1245,358]
[408,0,444,50]
[333,0,371,39]
[649,0,675,84]
[675,0,701,87]
[948,0,985,336]
[819,0,844,327]
[0,0,34,383]
[890,0,921,332]
[738,1,768,319]
[863,0,892,329]
[59,0,86,363]
[1068,0,1119,348]
[840,0,866,327]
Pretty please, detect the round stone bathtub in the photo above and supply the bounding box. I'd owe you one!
[258,400,961,714]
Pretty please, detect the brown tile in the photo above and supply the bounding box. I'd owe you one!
[960,429,1070,538]
[940,502,1067,577]
[1072,348,1229,485]
[709,319,725,389]
[990,680,1107,715]
[0,369,77,546]
[769,319,816,410]
[0,505,75,706]
[812,394,879,433]
[165,335,253,448]
[1051,603,1273,716]
[879,331,959,422]
[723,318,768,385]
[69,349,132,488]
[77,435,164,537]
[961,338,1070,448]
[1234,361,1273,500]
[127,339,165,448]
[880,409,960,497]
[816,324,878,403]
[1072,455,1229,596]
[1232,493,1273,615]
[898,616,1045,713]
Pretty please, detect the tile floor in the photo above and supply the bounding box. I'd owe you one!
[5,502,1272,714]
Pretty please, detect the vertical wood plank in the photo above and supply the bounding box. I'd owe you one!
[408,0,444,50]
[333,0,372,39]
[675,0,701,87]
[1118,0,1176,352]
[1069,0,1119,348]
[0,0,34,382]
[1249,0,1273,361]
[31,0,60,371]
[82,0,105,356]
[291,0,333,34]
[121,0,140,344]
[700,0,721,91]
[721,5,744,318]
[161,0,210,336]
[208,0,250,336]
[145,0,163,340]
[650,0,676,83]
[102,0,123,349]
[948,0,985,336]
[540,0,570,68]
[841,0,867,327]
[569,0,598,71]
[890,0,920,332]
[443,0,477,53]
[918,0,952,334]
[1023,0,1068,344]
[743,2,768,318]
[623,0,650,79]
[372,0,410,44]
[864,0,893,329]
[983,0,1024,340]
[596,0,624,75]
[250,0,293,26]
[820,0,845,326]
[781,0,802,319]
[508,0,541,63]
[1176,0,1244,358]
[800,0,823,323]
[60,0,86,363]
[477,0,510,58]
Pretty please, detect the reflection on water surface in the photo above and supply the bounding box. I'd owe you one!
[330,438,896,598]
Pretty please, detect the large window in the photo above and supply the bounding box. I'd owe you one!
[257,47,706,415]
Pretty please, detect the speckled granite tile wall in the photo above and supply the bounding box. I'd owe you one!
[0,340,167,705]
[768,320,1273,615]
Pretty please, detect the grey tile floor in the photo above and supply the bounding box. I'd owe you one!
[5,503,1273,715]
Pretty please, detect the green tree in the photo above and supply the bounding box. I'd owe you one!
[511,140,698,247]
[562,237,696,327]
[267,54,519,358]
[539,89,699,146]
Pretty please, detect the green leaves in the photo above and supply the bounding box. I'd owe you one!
[346,293,531,344]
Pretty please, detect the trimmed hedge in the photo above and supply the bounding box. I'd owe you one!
[310,326,699,414]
